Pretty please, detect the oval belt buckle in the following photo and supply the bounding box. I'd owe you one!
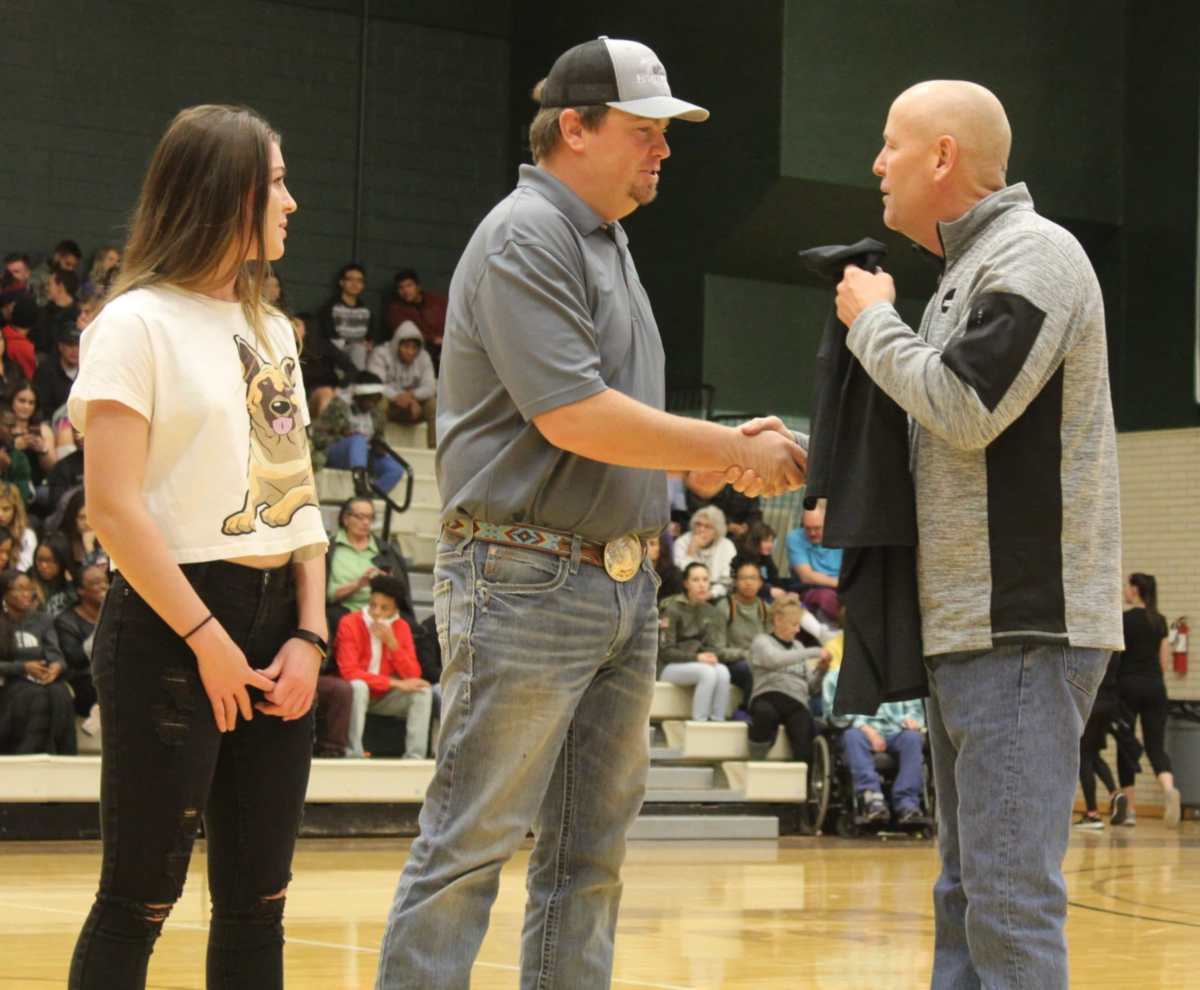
[603,534,642,582]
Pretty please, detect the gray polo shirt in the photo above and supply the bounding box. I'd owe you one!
[436,164,668,542]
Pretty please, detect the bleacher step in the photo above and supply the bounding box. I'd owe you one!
[628,815,779,840]
[645,766,715,790]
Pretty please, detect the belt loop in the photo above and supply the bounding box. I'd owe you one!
[569,534,582,575]
[460,520,476,550]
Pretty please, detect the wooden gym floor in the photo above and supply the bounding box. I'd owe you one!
[0,822,1195,988]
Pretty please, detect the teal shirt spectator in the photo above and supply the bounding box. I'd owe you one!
[822,666,926,734]
[785,526,843,580]
[326,527,380,611]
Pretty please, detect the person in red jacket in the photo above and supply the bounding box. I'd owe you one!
[335,573,432,758]
[2,297,39,381]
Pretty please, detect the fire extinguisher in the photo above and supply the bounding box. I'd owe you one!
[1170,617,1189,677]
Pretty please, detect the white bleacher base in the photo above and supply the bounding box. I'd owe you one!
[660,720,793,761]
[650,682,745,721]
[0,755,435,804]
[722,760,808,802]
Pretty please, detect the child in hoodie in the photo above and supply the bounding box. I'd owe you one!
[367,319,437,448]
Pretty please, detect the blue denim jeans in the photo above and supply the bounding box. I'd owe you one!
[325,434,406,494]
[375,535,660,990]
[842,726,924,812]
[925,644,1108,990]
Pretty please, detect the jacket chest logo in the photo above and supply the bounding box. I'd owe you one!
[940,287,957,313]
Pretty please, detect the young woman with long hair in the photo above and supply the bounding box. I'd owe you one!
[67,104,328,989]
[1115,572,1182,827]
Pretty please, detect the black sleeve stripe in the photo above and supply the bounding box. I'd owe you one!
[939,291,1047,412]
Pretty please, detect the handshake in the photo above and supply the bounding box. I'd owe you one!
[688,416,807,500]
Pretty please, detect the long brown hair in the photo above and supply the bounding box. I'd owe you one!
[103,104,282,349]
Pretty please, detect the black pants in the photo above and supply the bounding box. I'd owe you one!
[1118,674,1172,782]
[0,676,76,753]
[726,659,753,711]
[70,561,314,990]
[1079,695,1117,811]
[748,691,815,764]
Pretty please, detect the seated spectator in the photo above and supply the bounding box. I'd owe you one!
[367,321,437,448]
[673,505,738,600]
[81,245,120,300]
[0,275,25,333]
[737,520,788,602]
[723,558,771,716]
[335,574,433,759]
[35,267,80,355]
[10,383,57,492]
[29,240,82,306]
[385,268,447,365]
[28,535,74,616]
[326,496,385,630]
[33,322,80,422]
[0,323,25,396]
[658,563,736,722]
[786,502,842,623]
[52,562,108,736]
[262,272,285,309]
[55,488,106,573]
[0,569,75,754]
[0,430,34,507]
[3,295,39,381]
[0,533,13,571]
[3,253,31,292]
[646,531,683,602]
[685,480,763,543]
[747,600,830,762]
[311,372,406,498]
[47,428,84,511]
[317,262,376,370]
[822,665,926,825]
[292,312,355,418]
[0,481,37,570]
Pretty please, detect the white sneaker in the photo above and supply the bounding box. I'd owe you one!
[80,705,101,737]
[1163,787,1182,828]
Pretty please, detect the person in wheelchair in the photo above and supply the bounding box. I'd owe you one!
[823,665,926,826]
[746,599,830,762]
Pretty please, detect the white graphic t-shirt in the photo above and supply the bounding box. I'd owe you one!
[68,285,328,566]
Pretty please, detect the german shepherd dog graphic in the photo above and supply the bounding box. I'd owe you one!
[222,334,318,535]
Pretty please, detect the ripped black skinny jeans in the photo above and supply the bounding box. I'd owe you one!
[69,561,314,990]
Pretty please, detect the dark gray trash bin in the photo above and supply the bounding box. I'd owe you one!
[1166,701,1200,806]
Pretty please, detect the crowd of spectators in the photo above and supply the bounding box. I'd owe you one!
[0,241,116,754]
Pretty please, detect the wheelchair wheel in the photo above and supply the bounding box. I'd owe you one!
[804,734,832,833]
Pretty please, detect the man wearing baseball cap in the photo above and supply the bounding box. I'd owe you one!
[375,37,806,989]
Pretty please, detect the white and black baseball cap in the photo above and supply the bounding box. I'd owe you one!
[539,37,709,123]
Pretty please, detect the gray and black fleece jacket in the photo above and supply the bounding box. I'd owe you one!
[847,183,1123,657]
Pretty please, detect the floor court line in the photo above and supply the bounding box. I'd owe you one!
[0,899,698,990]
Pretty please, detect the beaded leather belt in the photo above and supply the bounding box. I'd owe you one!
[441,518,644,582]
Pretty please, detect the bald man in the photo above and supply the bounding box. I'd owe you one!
[836,81,1123,988]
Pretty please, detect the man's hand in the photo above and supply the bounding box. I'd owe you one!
[392,677,430,693]
[731,418,807,498]
[901,717,922,731]
[696,651,719,665]
[860,724,887,753]
[836,264,896,327]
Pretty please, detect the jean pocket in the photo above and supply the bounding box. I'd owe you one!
[479,544,568,593]
[1063,648,1108,699]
